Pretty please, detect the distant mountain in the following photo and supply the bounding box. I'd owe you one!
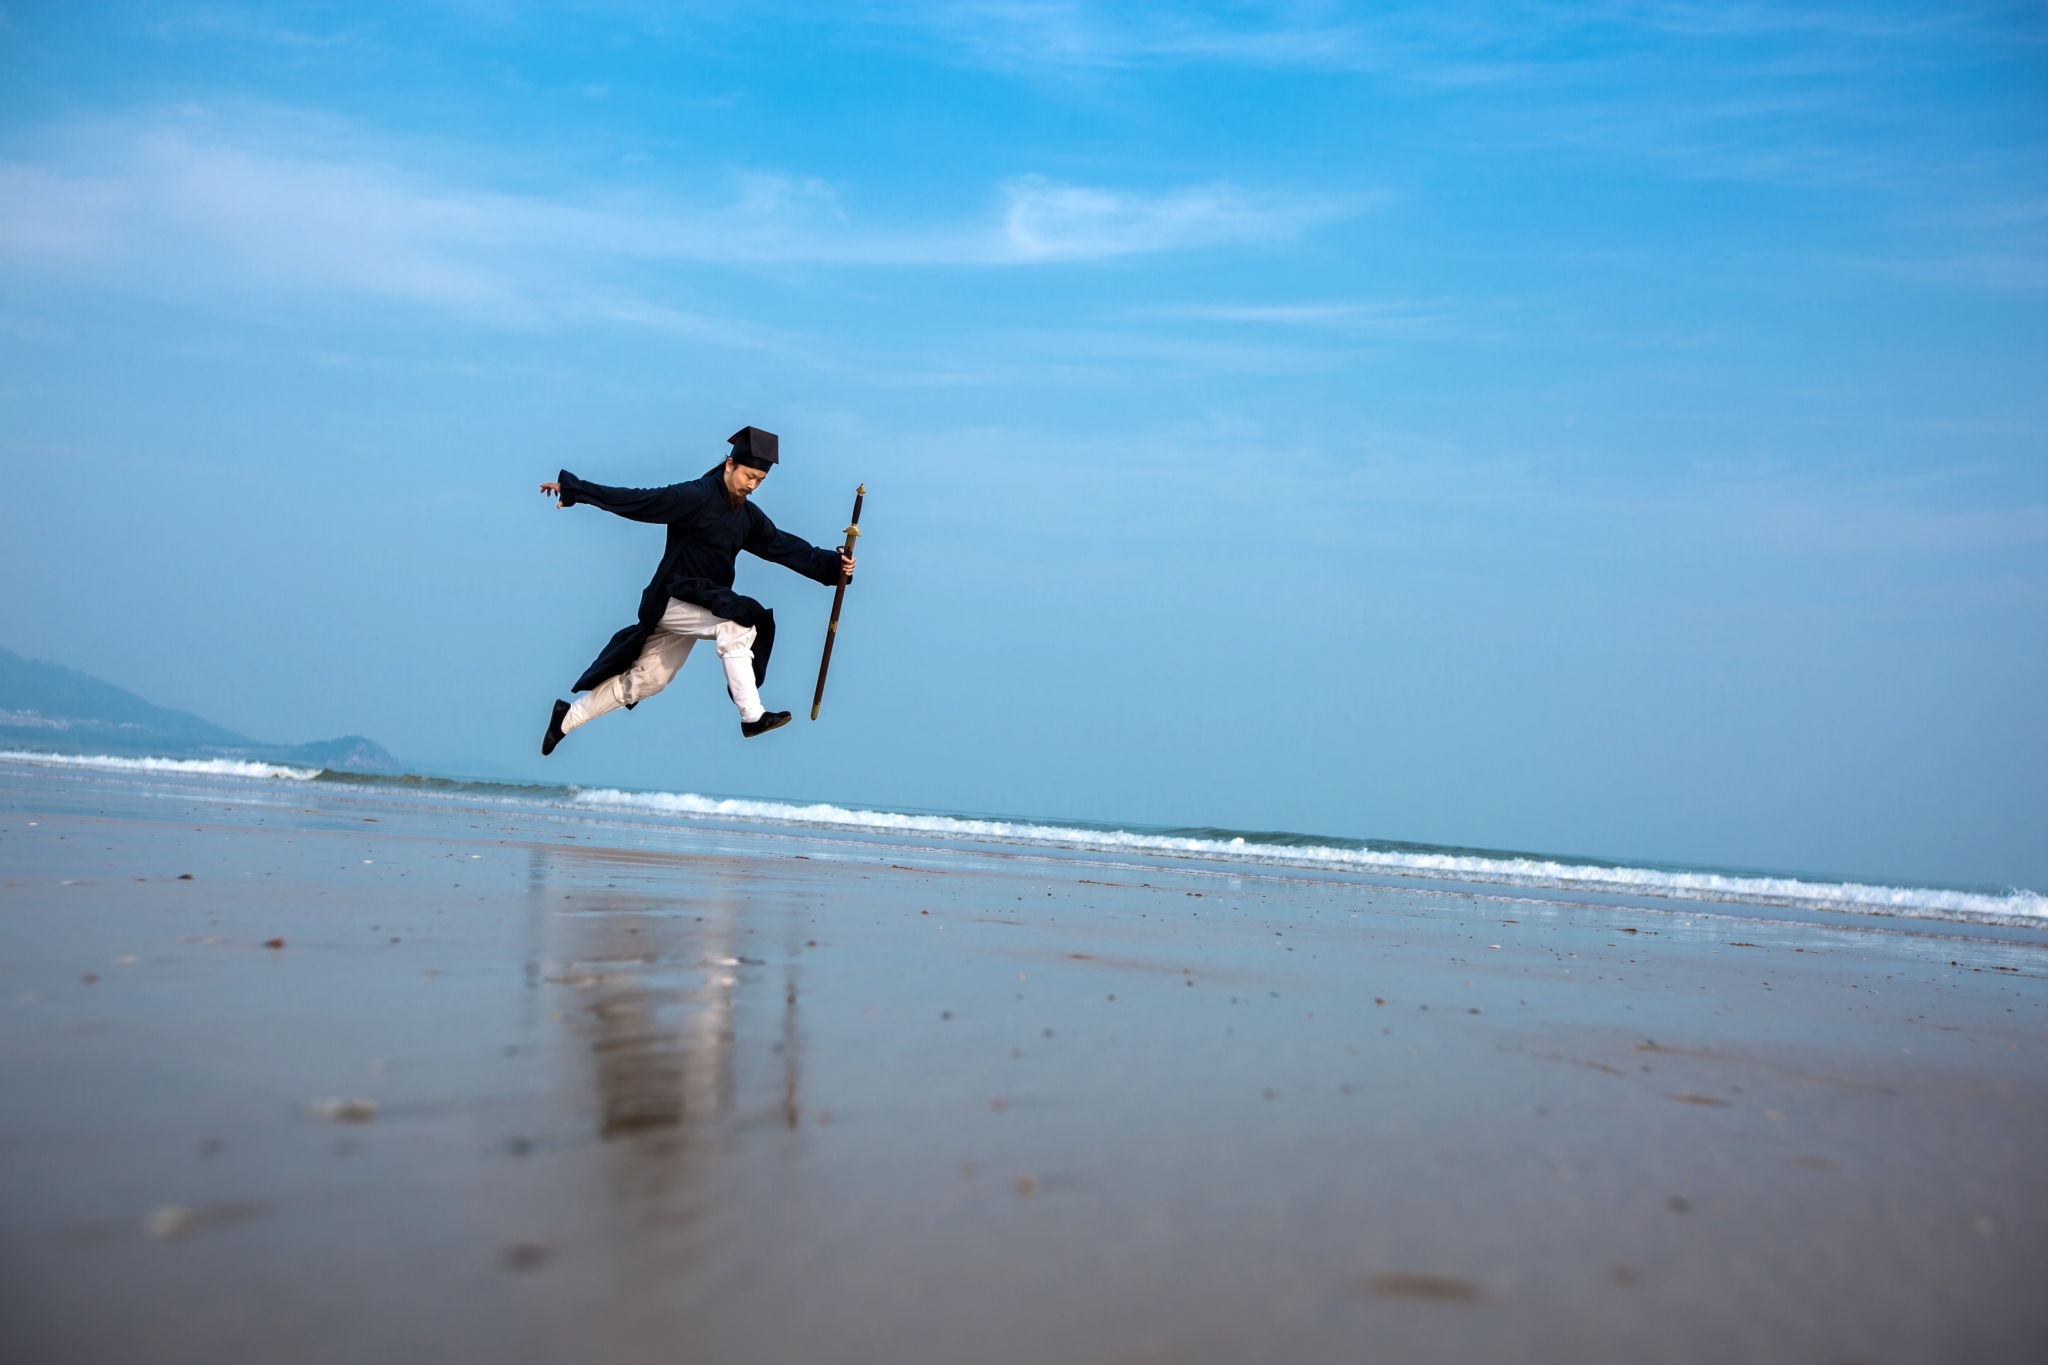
[0,647,404,774]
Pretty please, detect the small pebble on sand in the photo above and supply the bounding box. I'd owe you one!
[1368,1272,1484,1303]
[146,1206,199,1240]
[307,1097,379,1123]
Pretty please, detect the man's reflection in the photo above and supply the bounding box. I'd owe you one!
[564,901,738,1148]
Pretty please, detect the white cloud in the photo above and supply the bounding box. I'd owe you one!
[0,133,548,325]
[885,1,1373,73]
[0,119,1360,327]
[994,174,1354,262]
[1163,299,1451,328]
[873,1,2046,204]
[1866,252,2048,293]
[873,1,2027,77]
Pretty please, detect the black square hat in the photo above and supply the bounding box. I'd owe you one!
[728,426,779,469]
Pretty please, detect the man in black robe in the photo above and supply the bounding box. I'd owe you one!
[537,426,854,753]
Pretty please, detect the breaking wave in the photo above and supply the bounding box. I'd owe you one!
[571,787,2048,927]
[0,749,321,781]
[6,747,2041,929]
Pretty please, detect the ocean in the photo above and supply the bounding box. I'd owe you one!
[5,748,2042,930]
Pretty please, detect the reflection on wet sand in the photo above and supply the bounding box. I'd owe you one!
[562,902,737,1148]
[527,840,820,1314]
[781,966,803,1131]
[542,856,817,1248]
[590,982,695,1138]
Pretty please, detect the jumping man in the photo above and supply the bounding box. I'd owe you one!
[538,426,854,753]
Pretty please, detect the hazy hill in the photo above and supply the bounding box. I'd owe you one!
[0,647,403,774]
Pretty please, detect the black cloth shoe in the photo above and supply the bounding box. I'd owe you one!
[542,699,571,756]
[741,710,792,738]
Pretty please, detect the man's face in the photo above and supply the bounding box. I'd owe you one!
[723,458,769,500]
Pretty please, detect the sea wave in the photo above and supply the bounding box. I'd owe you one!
[8,747,2040,928]
[0,749,321,781]
[571,786,2048,926]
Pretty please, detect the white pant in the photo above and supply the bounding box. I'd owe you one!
[562,599,764,731]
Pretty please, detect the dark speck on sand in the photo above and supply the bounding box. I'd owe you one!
[1368,1272,1485,1303]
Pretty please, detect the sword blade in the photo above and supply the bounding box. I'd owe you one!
[810,484,865,720]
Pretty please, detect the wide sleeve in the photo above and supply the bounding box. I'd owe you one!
[557,470,702,524]
[743,505,846,586]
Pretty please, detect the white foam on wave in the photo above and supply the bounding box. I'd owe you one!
[0,750,321,781]
[570,786,2048,926]
[8,750,2036,927]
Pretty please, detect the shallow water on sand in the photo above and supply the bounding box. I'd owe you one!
[2,763,2045,1364]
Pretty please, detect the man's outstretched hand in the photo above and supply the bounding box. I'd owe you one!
[539,481,568,508]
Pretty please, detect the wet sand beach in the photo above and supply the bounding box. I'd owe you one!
[3,761,2045,1364]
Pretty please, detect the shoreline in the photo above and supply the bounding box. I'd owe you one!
[4,749,2042,934]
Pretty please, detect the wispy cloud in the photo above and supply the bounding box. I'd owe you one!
[1863,252,2048,292]
[872,1,2045,200]
[996,175,1355,262]
[872,1,2036,76]
[864,1,1381,74]
[1161,299,1453,329]
[0,117,1362,327]
[1576,1,1993,42]
[137,4,375,52]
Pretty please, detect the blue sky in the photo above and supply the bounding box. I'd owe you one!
[1,2,2043,887]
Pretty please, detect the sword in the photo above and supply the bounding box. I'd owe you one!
[810,484,865,721]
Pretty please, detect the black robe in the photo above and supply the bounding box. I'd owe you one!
[559,465,845,696]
